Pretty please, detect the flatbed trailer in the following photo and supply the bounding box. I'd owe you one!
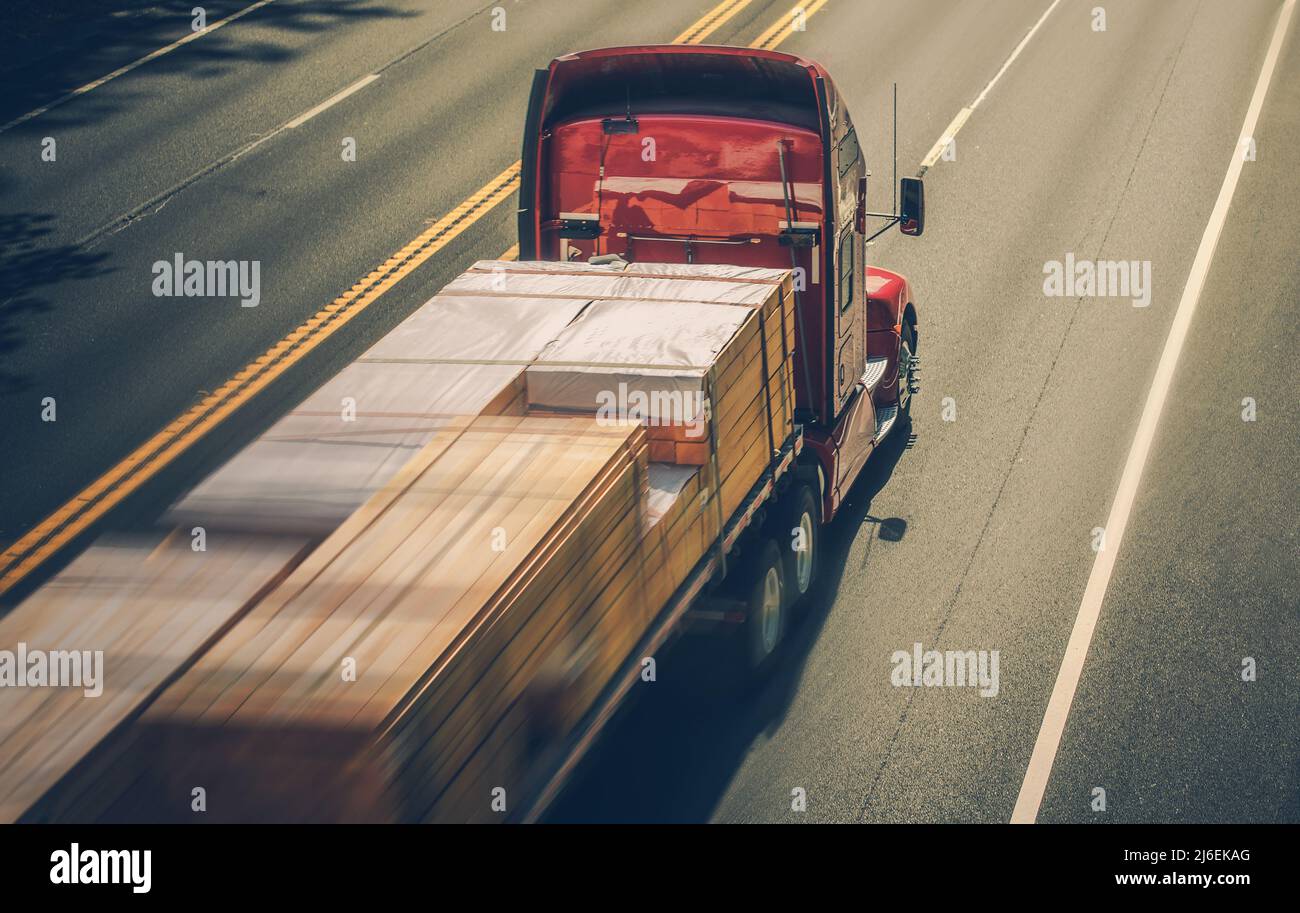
[2,259,808,824]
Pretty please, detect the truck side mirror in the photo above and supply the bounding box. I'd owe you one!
[856,176,868,234]
[899,177,924,236]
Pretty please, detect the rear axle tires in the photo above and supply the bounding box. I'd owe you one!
[740,538,787,675]
[770,482,820,611]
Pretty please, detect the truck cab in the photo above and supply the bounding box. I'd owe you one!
[518,45,923,522]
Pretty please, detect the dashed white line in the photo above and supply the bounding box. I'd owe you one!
[0,0,278,135]
[75,72,383,248]
[285,74,380,129]
[1011,0,1297,824]
[919,0,1063,173]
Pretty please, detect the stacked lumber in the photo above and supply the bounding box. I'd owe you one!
[518,267,795,524]
[137,261,796,822]
[640,462,712,613]
[645,420,710,466]
[6,260,798,823]
[704,277,797,523]
[140,415,654,822]
[452,261,796,609]
[0,534,306,823]
[416,260,798,724]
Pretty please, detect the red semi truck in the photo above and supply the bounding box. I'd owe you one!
[0,46,928,826]
[517,45,925,638]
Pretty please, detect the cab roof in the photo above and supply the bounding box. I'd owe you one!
[540,45,832,133]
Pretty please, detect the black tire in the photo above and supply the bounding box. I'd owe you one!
[769,482,820,611]
[897,318,917,425]
[739,538,787,675]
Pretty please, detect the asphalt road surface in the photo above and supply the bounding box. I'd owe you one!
[0,0,1295,824]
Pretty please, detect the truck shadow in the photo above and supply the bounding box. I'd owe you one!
[548,423,913,823]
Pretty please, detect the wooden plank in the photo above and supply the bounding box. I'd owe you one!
[260,426,634,733]
[148,416,488,721]
[423,486,662,823]
[313,424,640,727]
[155,418,623,727]
[0,536,305,822]
[396,482,644,819]
[362,436,644,734]
[233,422,600,723]
[139,419,647,822]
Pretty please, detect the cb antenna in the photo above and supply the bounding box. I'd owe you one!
[893,82,898,218]
[865,82,906,244]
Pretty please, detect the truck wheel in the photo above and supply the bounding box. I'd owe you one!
[770,483,820,610]
[898,319,917,423]
[741,538,787,674]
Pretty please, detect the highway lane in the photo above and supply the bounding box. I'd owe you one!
[1,0,1294,825]
[0,1,479,248]
[0,0,776,564]
[1035,13,1300,823]
[551,0,1297,822]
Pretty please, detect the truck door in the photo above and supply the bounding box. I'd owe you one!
[831,112,865,416]
[832,119,873,495]
[835,223,863,407]
[834,220,872,495]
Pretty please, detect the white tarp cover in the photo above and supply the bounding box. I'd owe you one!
[524,298,751,422]
[167,260,787,536]
[450,264,779,308]
[645,462,700,530]
[603,262,789,284]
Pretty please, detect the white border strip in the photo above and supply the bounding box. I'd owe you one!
[0,0,277,135]
[1011,0,1297,824]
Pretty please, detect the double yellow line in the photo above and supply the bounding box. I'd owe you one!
[0,0,831,597]
[752,0,829,51]
[672,0,753,44]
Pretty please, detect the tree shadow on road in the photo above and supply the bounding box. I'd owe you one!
[0,0,417,384]
[0,209,112,395]
[0,0,417,130]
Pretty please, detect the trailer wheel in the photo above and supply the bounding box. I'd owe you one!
[770,483,820,610]
[741,538,787,674]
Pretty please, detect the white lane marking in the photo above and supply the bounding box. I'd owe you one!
[1011,0,1297,825]
[919,0,1063,172]
[0,0,278,135]
[76,72,383,247]
[285,74,379,128]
